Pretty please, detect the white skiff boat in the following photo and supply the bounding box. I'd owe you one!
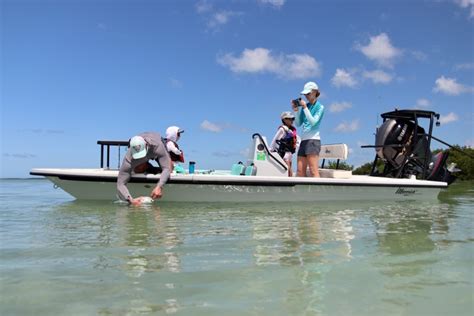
[30,167,446,202]
[31,110,457,202]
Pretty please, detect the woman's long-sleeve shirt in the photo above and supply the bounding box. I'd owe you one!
[294,100,324,141]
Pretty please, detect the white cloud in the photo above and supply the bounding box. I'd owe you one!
[355,33,402,68]
[218,48,280,73]
[331,67,397,87]
[196,0,212,14]
[439,112,459,124]
[208,10,239,29]
[455,0,474,18]
[3,153,37,159]
[240,147,250,157]
[195,1,240,30]
[212,150,240,157]
[466,138,474,148]
[200,120,222,133]
[329,101,352,113]
[170,78,183,88]
[285,54,321,79]
[97,23,107,30]
[20,128,64,134]
[362,69,393,84]
[454,62,474,70]
[433,76,474,95]
[331,68,357,88]
[200,120,248,133]
[411,50,427,61]
[217,48,321,79]
[334,119,360,133]
[258,0,286,8]
[415,98,431,108]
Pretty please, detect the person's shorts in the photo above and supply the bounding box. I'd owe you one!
[297,139,321,156]
[283,152,293,161]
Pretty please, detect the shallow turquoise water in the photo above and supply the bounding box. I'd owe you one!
[1,179,473,315]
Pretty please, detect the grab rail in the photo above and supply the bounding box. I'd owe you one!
[97,140,129,169]
[251,133,287,171]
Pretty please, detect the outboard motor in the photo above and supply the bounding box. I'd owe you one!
[366,109,462,184]
[375,119,416,169]
[374,116,457,182]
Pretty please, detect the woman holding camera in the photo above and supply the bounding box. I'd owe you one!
[291,81,325,177]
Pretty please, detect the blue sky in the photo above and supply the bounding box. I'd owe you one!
[1,0,473,178]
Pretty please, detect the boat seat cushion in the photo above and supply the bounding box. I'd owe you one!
[319,168,352,179]
[320,144,348,160]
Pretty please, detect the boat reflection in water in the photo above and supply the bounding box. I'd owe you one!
[40,196,462,315]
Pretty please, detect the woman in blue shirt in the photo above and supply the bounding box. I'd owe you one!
[291,81,325,177]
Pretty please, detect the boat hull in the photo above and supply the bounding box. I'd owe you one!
[31,169,447,202]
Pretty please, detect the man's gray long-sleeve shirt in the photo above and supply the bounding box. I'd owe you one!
[117,132,171,201]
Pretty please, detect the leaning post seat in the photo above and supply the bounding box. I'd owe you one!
[247,134,288,177]
[318,144,352,179]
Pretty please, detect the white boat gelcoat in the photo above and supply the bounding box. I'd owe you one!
[31,168,446,202]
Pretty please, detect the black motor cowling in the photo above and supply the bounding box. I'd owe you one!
[375,119,416,169]
[374,118,456,182]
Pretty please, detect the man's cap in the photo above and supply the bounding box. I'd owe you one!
[300,81,319,94]
[281,111,295,119]
[129,136,147,159]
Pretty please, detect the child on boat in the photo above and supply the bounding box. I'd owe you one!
[164,126,185,173]
[270,111,298,177]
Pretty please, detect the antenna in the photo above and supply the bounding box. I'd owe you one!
[376,95,382,127]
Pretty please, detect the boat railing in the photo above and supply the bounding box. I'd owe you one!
[97,140,129,169]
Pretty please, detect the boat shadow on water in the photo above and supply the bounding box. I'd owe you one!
[44,197,459,256]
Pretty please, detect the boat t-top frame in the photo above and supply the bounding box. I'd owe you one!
[362,109,469,182]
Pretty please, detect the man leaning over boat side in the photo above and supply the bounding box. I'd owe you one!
[117,132,171,206]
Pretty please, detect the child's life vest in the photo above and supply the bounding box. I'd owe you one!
[276,125,297,157]
[166,140,185,162]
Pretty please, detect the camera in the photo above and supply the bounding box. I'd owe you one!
[292,98,302,107]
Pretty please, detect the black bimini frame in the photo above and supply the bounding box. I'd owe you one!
[97,140,129,169]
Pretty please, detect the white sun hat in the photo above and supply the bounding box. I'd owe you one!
[281,111,295,119]
[129,136,147,159]
[300,81,319,94]
[166,126,184,142]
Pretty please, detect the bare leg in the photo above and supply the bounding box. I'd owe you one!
[285,160,293,177]
[307,154,320,177]
[297,156,308,177]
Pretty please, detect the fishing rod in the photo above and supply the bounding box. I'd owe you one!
[430,135,474,159]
